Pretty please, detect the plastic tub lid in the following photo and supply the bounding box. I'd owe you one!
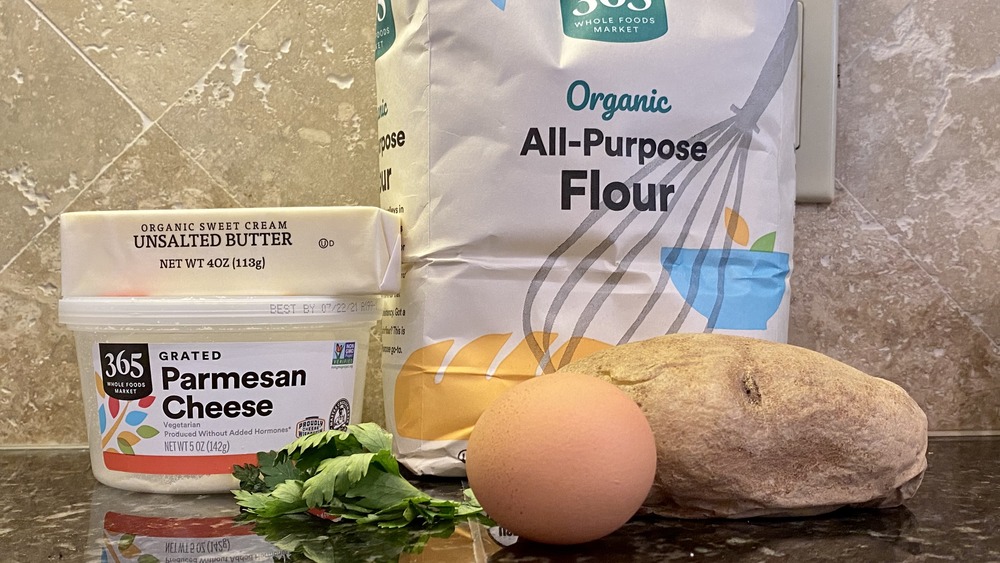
[58,296,381,327]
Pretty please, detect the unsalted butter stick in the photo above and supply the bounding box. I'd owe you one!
[60,206,401,297]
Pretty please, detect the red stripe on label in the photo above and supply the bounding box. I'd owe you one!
[104,512,256,538]
[104,451,258,474]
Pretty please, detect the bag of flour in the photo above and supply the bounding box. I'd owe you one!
[376,0,799,475]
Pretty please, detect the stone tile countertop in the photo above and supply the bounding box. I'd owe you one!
[1,437,997,562]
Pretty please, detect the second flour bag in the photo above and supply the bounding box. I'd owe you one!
[377,0,799,475]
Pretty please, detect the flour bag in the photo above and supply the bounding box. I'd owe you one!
[376,0,799,475]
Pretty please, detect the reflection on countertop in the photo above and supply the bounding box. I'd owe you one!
[1,437,998,562]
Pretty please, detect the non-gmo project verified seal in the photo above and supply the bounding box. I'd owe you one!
[331,341,356,367]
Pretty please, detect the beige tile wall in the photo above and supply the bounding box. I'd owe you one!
[0,1,997,445]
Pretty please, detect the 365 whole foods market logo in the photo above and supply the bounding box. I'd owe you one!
[332,341,357,367]
[375,0,396,59]
[661,208,790,331]
[95,344,160,455]
[99,343,153,400]
[561,0,668,43]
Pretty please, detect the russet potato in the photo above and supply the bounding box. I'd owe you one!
[559,333,928,519]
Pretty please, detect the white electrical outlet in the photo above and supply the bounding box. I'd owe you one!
[795,0,838,203]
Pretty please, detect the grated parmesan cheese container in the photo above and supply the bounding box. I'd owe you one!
[58,207,400,493]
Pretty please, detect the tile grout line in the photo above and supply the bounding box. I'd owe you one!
[2,0,288,275]
[1,1,157,276]
[153,123,243,206]
[149,0,285,130]
[1,432,997,451]
[0,128,150,275]
[834,1,997,354]
[22,0,153,131]
[834,178,999,353]
[928,430,1000,438]
[143,0,288,205]
[0,444,88,451]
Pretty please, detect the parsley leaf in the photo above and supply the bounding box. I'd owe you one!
[232,423,490,530]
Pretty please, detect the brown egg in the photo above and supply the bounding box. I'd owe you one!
[466,372,656,545]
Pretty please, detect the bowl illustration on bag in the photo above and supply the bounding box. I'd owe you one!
[661,208,789,330]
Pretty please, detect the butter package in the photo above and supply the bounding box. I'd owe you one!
[60,206,400,297]
[377,2,799,475]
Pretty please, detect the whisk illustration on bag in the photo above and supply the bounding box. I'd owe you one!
[523,3,800,372]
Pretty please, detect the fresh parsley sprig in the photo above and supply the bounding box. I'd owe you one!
[232,423,489,529]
